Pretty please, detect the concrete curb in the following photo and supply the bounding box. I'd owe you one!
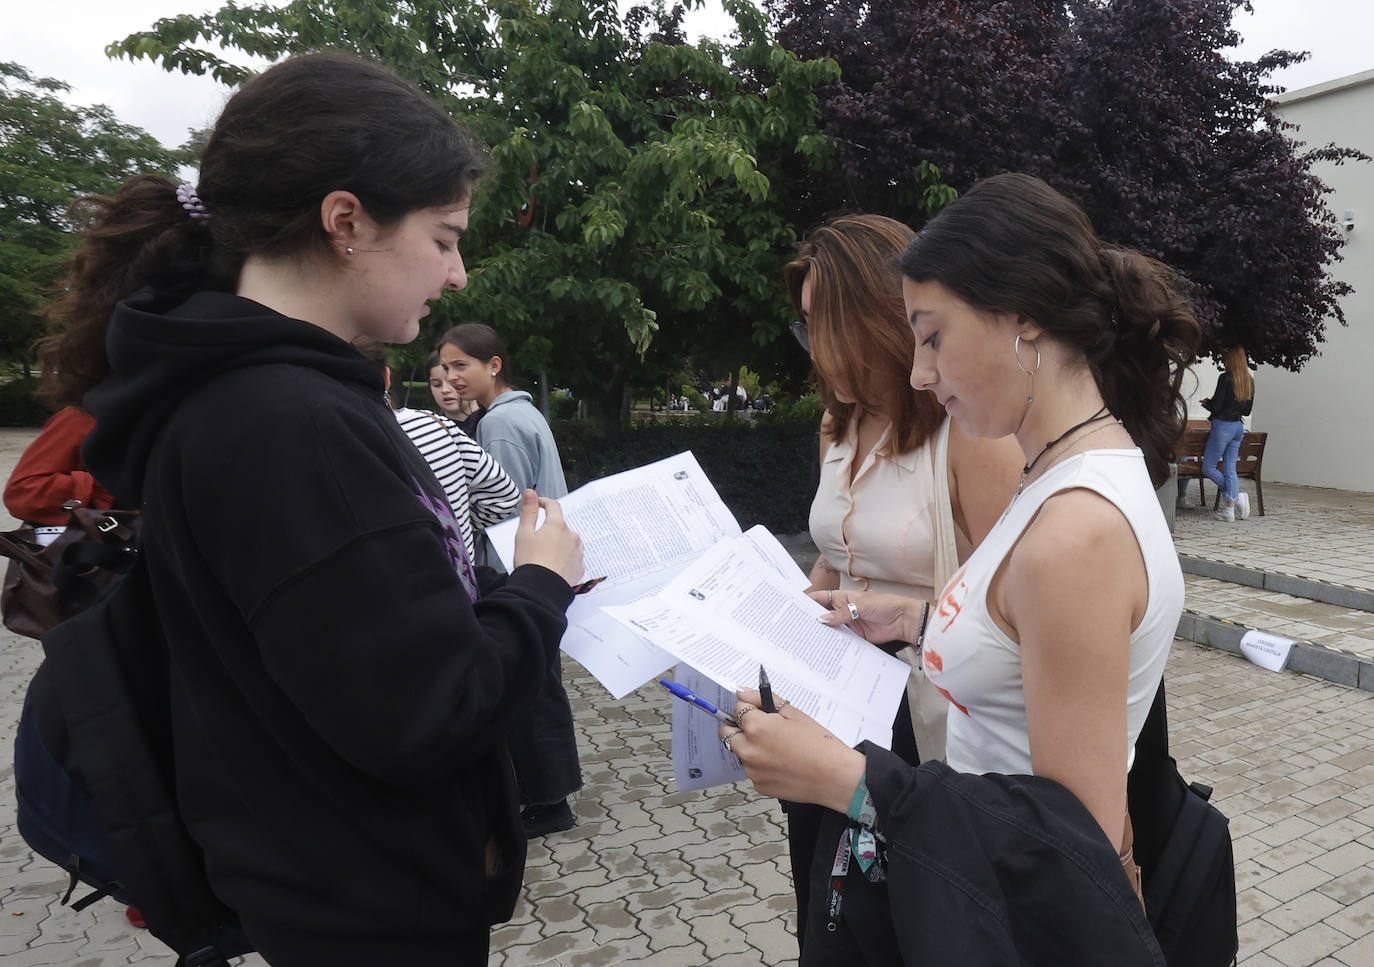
[1176,609,1374,692]
[1179,554,1374,613]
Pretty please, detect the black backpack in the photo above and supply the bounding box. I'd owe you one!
[13,561,250,967]
[1128,683,1239,967]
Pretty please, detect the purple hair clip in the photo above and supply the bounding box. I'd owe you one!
[175,183,211,223]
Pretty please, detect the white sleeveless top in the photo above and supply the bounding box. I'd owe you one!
[809,415,963,600]
[921,448,1182,776]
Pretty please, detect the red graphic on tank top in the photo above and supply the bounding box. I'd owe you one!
[921,646,969,716]
[936,565,969,632]
[933,682,970,717]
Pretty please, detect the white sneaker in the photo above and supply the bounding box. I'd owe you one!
[1235,492,1251,520]
[1215,503,1235,522]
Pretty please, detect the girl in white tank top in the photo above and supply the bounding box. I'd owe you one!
[924,447,1183,777]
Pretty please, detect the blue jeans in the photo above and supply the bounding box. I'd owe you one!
[1202,419,1245,502]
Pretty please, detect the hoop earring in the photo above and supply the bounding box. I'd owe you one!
[1014,333,1041,404]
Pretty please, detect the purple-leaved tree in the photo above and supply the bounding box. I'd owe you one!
[769,0,1366,368]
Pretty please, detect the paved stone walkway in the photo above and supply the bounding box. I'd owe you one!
[3,427,1374,966]
[7,638,1374,966]
[1185,574,1374,663]
[1175,481,1374,592]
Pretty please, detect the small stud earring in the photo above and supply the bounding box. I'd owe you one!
[346,247,354,255]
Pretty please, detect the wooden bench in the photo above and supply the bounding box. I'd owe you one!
[1174,421,1267,515]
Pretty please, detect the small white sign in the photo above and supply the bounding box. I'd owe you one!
[1239,629,1295,673]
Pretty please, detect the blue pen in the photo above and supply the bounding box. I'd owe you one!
[660,679,738,727]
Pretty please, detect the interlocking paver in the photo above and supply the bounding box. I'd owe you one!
[689,909,755,959]
[1312,842,1374,878]
[622,939,710,966]
[1317,866,1374,905]
[1263,891,1346,935]
[1336,934,1374,967]
[566,933,652,966]
[581,898,639,945]
[1328,892,1374,940]
[1266,922,1357,967]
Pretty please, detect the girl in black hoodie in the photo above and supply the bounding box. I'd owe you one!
[38,53,583,966]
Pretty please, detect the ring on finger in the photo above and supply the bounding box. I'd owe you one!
[828,589,834,608]
[722,729,742,753]
[736,706,754,722]
[847,601,860,621]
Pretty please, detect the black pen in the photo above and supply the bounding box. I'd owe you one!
[759,663,776,713]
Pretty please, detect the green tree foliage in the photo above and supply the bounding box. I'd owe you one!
[0,63,194,369]
[109,0,838,427]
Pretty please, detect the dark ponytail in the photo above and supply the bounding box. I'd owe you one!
[39,176,217,409]
[900,173,1202,486]
[1094,247,1202,485]
[40,52,485,410]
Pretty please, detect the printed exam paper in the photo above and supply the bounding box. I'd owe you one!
[488,451,908,752]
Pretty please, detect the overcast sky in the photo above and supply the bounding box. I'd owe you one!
[3,0,1372,152]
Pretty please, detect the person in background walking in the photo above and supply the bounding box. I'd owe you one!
[1201,346,1255,522]
[437,323,581,837]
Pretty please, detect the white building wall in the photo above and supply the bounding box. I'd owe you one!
[1179,70,1374,493]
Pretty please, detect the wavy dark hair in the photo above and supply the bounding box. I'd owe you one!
[40,52,485,409]
[900,174,1202,486]
[784,214,943,453]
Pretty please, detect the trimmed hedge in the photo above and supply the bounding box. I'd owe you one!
[0,380,50,427]
[553,416,820,535]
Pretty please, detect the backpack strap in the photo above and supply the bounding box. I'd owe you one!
[1136,681,1168,760]
[42,564,238,962]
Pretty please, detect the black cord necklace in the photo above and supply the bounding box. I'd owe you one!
[1016,405,1112,496]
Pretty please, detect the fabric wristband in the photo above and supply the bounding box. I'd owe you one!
[845,773,880,873]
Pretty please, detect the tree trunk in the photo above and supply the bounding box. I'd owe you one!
[587,365,629,436]
[725,369,740,421]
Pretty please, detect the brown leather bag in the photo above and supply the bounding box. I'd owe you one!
[0,500,140,639]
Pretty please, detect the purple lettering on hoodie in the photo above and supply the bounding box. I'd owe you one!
[412,477,479,602]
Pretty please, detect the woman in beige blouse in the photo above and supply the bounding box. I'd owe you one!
[783,214,1022,947]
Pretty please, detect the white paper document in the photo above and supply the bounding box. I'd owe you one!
[1239,629,1295,672]
[487,452,741,697]
[487,451,908,791]
[670,663,748,792]
[604,530,906,750]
